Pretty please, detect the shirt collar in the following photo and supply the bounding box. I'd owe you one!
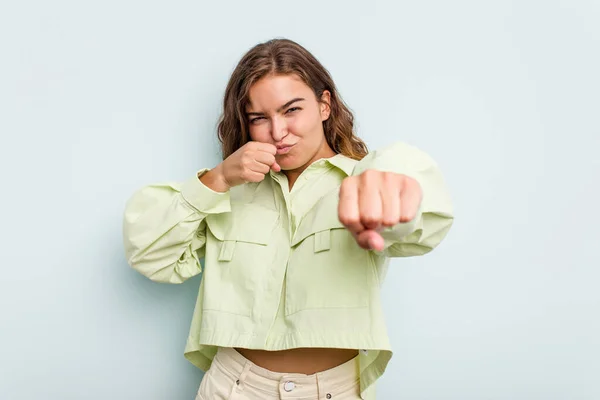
[325,153,356,176]
[269,153,357,180]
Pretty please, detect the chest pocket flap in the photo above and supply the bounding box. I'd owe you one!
[206,203,279,261]
[290,190,346,252]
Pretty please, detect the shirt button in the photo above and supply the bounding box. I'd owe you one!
[283,381,295,392]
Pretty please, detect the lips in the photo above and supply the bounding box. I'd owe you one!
[276,143,296,154]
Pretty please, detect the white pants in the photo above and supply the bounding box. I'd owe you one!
[195,347,361,400]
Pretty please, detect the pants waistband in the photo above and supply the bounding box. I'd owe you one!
[213,347,360,396]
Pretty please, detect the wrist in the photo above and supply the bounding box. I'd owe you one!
[198,165,231,193]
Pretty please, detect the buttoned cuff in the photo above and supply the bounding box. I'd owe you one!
[180,169,231,214]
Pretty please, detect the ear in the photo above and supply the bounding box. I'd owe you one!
[320,90,331,121]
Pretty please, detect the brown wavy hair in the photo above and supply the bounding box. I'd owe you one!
[217,38,368,161]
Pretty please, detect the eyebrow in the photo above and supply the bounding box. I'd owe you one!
[246,98,305,116]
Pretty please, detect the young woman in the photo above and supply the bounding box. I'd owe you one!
[123,38,454,400]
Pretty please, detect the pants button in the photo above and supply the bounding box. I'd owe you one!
[283,381,295,392]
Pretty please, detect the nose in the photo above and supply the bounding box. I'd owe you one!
[270,116,287,142]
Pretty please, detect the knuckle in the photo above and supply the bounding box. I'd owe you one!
[339,178,356,194]
[410,177,422,192]
[338,215,350,226]
[362,169,379,179]
[361,214,380,227]
[402,174,414,187]
[338,213,358,227]
[383,171,397,183]
[342,176,357,185]
[400,210,416,222]
[361,215,375,225]
[382,217,397,226]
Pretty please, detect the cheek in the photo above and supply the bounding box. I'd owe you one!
[290,112,322,138]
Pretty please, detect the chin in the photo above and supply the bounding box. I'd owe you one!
[278,163,299,171]
[276,148,311,171]
[278,159,303,171]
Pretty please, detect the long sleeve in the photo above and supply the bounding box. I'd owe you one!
[352,142,454,258]
[122,169,231,283]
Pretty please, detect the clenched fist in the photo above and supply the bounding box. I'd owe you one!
[338,170,422,251]
[201,142,281,192]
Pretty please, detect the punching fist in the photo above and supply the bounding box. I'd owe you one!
[338,170,422,251]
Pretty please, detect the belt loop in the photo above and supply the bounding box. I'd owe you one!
[234,361,252,393]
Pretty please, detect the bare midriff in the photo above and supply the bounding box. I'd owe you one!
[234,347,359,375]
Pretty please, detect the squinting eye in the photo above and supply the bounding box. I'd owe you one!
[250,117,265,124]
[286,107,301,114]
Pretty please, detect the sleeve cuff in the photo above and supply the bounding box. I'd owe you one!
[180,169,231,214]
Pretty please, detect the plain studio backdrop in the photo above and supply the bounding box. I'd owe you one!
[0,0,598,399]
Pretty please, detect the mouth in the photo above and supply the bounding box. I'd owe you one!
[276,143,296,155]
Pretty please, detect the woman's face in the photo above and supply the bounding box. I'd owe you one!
[246,74,335,173]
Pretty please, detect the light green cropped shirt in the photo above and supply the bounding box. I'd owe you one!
[122,142,454,399]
